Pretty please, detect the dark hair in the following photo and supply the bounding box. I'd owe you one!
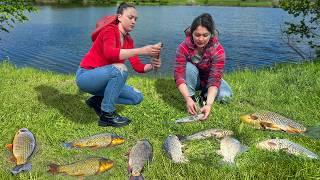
[190,13,215,36]
[116,2,136,14]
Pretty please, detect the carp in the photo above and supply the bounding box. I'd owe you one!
[63,133,125,149]
[240,111,306,133]
[6,128,36,175]
[128,139,153,180]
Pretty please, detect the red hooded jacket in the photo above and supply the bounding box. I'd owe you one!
[80,15,146,73]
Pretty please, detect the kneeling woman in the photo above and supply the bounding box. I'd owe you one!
[76,3,161,127]
[174,13,232,120]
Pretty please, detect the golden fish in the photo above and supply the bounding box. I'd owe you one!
[63,133,125,149]
[240,111,306,133]
[48,157,113,176]
[6,128,36,175]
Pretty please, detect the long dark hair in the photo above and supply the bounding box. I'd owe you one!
[190,13,215,37]
[116,2,136,14]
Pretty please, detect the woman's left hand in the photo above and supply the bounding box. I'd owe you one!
[200,104,212,120]
[151,57,161,69]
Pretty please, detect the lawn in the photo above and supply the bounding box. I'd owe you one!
[0,60,319,179]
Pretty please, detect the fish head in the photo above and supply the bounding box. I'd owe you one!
[15,128,33,138]
[110,135,125,146]
[99,158,114,172]
[256,139,278,150]
[240,113,261,127]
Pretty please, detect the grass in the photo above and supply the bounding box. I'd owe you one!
[0,60,320,179]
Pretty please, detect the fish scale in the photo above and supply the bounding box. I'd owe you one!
[257,139,319,159]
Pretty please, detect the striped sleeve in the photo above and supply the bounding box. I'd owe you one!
[208,43,225,88]
[174,43,188,87]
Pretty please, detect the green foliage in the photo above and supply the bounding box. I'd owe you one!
[280,0,320,49]
[0,0,37,33]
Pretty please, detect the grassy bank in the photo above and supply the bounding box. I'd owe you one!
[34,0,279,7]
[0,60,320,179]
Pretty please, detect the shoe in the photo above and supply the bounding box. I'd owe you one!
[99,111,131,127]
[86,96,103,116]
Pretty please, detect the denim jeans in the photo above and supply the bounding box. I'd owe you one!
[76,65,143,113]
[185,62,233,102]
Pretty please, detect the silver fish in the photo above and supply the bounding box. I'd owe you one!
[163,135,188,163]
[175,113,204,123]
[128,139,153,180]
[179,128,234,142]
[217,136,247,164]
[8,128,36,175]
[257,139,318,159]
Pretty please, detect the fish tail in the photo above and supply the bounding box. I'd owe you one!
[63,142,73,149]
[11,163,32,175]
[48,163,59,174]
[129,175,144,180]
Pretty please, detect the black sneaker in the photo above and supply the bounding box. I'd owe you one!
[99,111,131,127]
[85,96,103,116]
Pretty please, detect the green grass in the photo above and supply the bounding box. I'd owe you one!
[1,60,320,179]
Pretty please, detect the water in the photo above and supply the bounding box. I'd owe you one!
[0,6,309,76]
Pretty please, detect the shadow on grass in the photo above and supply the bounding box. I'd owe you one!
[155,78,185,112]
[35,85,96,124]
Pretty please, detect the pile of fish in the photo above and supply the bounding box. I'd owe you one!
[162,128,246,164]
[5,110,319,178]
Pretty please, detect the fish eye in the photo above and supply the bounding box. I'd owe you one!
[20,129,27,132]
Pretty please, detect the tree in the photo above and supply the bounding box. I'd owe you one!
[0,0,37,33]
[280,0,320,58]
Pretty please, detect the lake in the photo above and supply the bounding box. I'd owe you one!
[0,6,309,76]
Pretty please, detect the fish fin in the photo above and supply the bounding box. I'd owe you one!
[6,144,13,151]
[260,122,279,130]
[267,142,277,147]
[10,155,16,163]
[90,145,99,150]
[48,163,59,175]
[130,175,144,180]
[181,156,189,163]
[63,142,73,149]
[11,163,32,175]
[124,151,130,159]
[286,126,302,134]
[240,145,248,153]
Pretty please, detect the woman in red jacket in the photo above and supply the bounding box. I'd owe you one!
[76,2,162,127]
[174,13,232,120]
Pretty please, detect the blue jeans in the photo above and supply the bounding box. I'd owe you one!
[185,62,232,102]
[76,65,143,113]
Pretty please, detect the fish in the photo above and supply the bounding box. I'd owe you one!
[240,111,306,134]
[217,136,247,165]
[178,128,234,142]
[6,128,36,175]
[128,139,153,180]
[256,139,319,159]
[163,135,188,163]
[63,133,125,149]
[175,113,205,123]
[48,157,113,176]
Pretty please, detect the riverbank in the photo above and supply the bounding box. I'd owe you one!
[33,0,280,8]
[0,60,319,179]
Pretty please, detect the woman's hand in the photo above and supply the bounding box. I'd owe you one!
[140,43,161,57]
[200,104,212,120]
[186,97,198,115]
[151,57,161,69]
